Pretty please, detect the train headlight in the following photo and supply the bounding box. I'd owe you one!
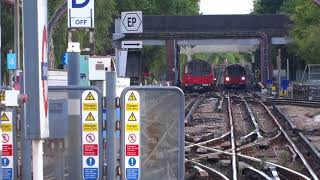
[241,77,246,81]
[226,77,230,81]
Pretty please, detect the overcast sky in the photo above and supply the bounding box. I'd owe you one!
[200,0,254,15]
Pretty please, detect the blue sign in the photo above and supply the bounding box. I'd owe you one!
[281,80,290,90]
[61,53,68,65]
[267,80,273,85]
[128,158,136,166]
[86,157,95,166]
[3,168,13,180]
[83,168,98,180]
[126,168,139,180]
[2,157,10,166]
[72,0,90,8]
[7,53,17,70]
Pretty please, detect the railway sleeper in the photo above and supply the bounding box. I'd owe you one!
[188,166,209,180]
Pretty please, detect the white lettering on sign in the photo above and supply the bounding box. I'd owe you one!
[68,0,94,28]
[124,90,141,180]
[121,11,143,34]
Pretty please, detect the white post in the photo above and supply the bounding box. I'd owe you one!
[32,140,44,180]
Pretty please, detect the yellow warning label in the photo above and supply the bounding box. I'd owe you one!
[85,92,95,101]
[128,92,137,101]
[126,103,139,112]
[126,124,139,132]
[83,103,97,111]
[2,124,12,132]
[128,113,137,121]
[1,113,9,121]
[0,92,5,101]
[86,112,95,121]
[83,123,98,132]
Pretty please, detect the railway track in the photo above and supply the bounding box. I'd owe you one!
[185,91,320,179]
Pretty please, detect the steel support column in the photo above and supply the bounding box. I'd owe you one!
[259,33,272,84]
[166,40,176,83]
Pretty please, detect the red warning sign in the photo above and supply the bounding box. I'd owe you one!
[3,144,13,156]
[126,144,139,156]
[83,144,98,156]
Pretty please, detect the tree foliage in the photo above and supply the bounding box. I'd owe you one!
[253,0,285,14]
[283,0,320,64]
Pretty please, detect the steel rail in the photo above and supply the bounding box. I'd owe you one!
[242,98,263,139]
[186,159,230,180]
[185,142,311,180]
[259,101,319,180]
[184,95,204,124]
[227,94,238,180]
[246,166,273,180]
[185,132,230,149]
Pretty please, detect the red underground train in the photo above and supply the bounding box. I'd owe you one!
[181,59,215,91]
[224,64,247,88]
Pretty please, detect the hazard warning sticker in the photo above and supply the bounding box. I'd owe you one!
[86,112,96,121]
[81,90,99,179]
[85,92,96,101]
[128,113,137,121]
[124,90,141,180]
[128,92,137,101]
[1,113,9,121]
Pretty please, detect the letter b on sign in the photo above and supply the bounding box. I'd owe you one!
[72,0,89,8]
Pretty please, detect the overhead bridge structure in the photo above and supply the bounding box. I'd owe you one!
[114,14,292,84]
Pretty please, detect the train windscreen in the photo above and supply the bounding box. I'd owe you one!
[185,61,211,75]
[225,65,246,77]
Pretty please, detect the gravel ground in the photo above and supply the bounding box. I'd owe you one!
[279,105,320,150]
[279,105,320,131]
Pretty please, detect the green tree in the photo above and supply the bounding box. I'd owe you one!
[283,0,320,64]
[253,0,285,14]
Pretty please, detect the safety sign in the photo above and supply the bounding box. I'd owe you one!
[84,168,98,179]
[1,111,15,180]
[85,92,95,100]
[126,168,139,180]
[128,134,136,143]
[3,144,13,156]
[86,157,96,166]
[3,168,13,180]
[128,158,136,166]
[86,112,95,121]
[83,144,98,156]
[128,92,137,101]
[124,90,140,180]
[128,113,137,121]
[126,145,139,156]
[86,133,96,143]
[2,134,10,143]
[2,157,10,166]
[82,90,99,180]
[1,113,9,121]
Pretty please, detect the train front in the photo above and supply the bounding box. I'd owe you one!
[182,60,214,91]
